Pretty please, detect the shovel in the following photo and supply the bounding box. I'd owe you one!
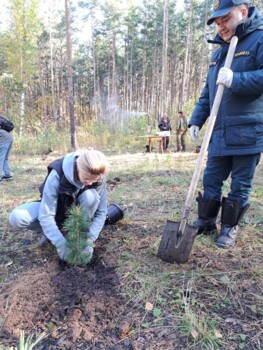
[158,36,238,264]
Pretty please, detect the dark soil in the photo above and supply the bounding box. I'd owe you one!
[0,232,129,349]
[0,227,183,350]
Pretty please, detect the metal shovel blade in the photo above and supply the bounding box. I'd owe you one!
[157,220,198,264]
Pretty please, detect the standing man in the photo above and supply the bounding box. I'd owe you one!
[158,113,172,151]
[189,0,263,248]
[176,111,188,152]
[0,129,13,182]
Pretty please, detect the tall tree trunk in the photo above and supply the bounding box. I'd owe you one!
[58,47,65,128]
[141,34,147,112]
[160,0,169,115]
[150,28,158,122]
[124,28,130,113]
[65,0,76,150]
[38,52,47,118]
[96,66,102,118]
[48,2,56,123]
[197,0,209,95]
[19,0,27,138]
[19,91,25,137]
[180,0,193,109]
[129,39,133,113]
[91,20,97,119]
[110,31,116,101]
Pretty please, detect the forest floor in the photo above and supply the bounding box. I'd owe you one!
[0,148,262,350]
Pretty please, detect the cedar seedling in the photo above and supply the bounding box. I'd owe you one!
[63,205,94,266]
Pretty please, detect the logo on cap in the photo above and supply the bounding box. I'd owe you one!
[214,0,220,10]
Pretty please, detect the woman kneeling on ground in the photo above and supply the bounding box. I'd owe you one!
[9,149,108,263]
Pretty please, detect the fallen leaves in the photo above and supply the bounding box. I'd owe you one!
[145,301,153,311]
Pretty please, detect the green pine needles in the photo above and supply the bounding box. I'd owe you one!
[63,205,94,266]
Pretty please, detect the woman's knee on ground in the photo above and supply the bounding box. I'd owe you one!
[9,202,40,229]
[9,209,28,228]
[77,189,100,220]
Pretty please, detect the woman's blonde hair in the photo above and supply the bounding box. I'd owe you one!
[77,150,109,176]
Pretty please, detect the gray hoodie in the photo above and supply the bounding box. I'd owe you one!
[38,152,107,248]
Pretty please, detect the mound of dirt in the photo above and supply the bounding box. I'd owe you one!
[0,250,130,350]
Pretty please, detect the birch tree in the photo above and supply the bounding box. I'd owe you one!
[65,0,76,149]
[3,0,40,136]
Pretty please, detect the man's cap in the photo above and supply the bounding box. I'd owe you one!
[207,0,247,25]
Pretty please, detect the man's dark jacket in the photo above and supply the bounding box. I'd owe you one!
[189,7,263,156]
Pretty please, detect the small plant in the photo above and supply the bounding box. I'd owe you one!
[63,205,94,266]
[178,277,225,349]
[239,334,247,349]
[179,311,224,349]
[18,331,46,350]
[0,331,46,350]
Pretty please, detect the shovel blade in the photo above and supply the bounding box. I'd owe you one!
[158,220,198,264]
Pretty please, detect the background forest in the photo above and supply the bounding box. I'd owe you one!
[1,0,262,153]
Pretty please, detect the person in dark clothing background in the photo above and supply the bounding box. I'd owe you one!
[189,0,263,248]
[158,113,172,151]
[175,111,188,152]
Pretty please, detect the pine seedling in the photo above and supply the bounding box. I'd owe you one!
[63,205,94,266]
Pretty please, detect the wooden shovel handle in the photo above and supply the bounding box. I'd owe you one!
[180,36,238,227]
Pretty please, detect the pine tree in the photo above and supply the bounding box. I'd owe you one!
[63,205,94,266]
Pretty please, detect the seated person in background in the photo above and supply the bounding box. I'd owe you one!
[158,113,172,150]
[9,149,108,263]
[176,111,188,152]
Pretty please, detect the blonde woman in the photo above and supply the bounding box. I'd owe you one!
[9,149,108,262]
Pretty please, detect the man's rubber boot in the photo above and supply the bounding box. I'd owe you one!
[193,192,221,235]
[216,197,250,248]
